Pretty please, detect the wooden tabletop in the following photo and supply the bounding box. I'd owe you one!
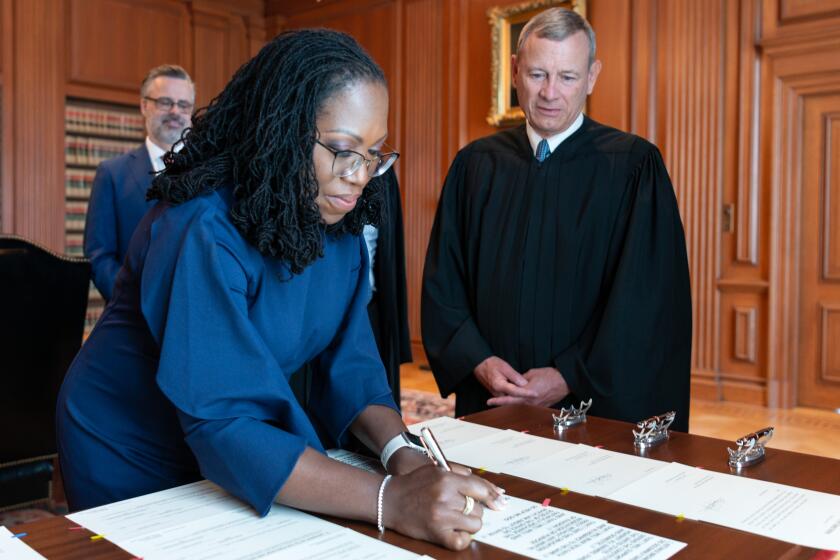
[13,404,839,559]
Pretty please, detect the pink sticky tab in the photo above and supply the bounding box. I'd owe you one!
[67,526,84,531]
[521,429,530,434]
[541,498,551,507]
[595,445,604,449]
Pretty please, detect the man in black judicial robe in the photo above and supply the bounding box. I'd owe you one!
[422,8,692,431]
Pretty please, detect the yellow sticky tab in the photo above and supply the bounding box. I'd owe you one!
[560,487,570,495]
[90,534,105,541]
[675,514,685,523]
[478,468,486,475]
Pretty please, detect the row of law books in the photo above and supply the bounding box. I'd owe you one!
[65,200,88,235]
[66,105,145,139]
[66,168,96,200]
[66,135,140,167]
[65,100,144,336]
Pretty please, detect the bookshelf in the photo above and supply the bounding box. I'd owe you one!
[64,99,145,335]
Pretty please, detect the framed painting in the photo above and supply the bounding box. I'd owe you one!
[486,0,586,127]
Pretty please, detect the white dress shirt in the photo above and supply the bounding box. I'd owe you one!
[525,112,584,157]
[145,137,184,173]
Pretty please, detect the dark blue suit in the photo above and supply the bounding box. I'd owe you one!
[84,144,156,301]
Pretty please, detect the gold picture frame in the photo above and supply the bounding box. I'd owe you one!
[487,0,586,127]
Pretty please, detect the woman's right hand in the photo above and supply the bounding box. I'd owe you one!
[382,464,507,551]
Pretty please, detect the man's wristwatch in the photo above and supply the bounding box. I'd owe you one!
[380,431,428,469]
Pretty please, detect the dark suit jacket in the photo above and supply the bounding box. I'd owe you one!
[84,144,156,301]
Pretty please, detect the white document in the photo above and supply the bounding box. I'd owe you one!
[407,416,503,450]
[517,444,668,497]
[476,496,685,559]
[326,448,385,474]
[605,462,695,517]
[68,480,421,560]
[0,527,46,560]
[610,462,840,550]
[444,429,575,473]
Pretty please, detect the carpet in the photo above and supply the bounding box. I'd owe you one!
[400,389,455,425]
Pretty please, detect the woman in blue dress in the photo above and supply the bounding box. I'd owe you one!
[57,29,503,551]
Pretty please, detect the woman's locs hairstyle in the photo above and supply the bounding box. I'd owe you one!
[147,29,389,273]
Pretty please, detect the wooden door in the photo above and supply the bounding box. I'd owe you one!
[798,93,840,410]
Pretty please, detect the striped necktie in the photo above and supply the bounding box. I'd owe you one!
[536,138,550,162]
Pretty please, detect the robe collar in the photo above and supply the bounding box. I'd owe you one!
[525,112,584,157]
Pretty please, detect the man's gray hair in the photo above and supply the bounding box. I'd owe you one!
[140,64,195,97]
[516,7,596,66]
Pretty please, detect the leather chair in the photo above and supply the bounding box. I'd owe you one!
[0,235,90,511]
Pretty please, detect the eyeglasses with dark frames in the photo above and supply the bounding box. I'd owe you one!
[144,96,195,113]
[315,139,399,179]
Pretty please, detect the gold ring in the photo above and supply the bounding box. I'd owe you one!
[462,495,475,516]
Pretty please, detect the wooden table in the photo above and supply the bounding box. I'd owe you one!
[13,405,840,559]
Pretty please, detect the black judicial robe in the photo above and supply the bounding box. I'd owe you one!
[368,167,413,404]
[422,117,692,431]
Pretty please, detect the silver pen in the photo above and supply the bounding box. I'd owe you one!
[420,427,451,471]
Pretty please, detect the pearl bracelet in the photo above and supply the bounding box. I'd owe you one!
[377,474,392,532]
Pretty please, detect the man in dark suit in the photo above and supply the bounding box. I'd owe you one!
[84,64,195,300]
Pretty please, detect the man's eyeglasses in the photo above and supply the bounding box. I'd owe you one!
[144,96,194,113]
[315,140,399,179]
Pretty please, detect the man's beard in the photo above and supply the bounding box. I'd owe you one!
[153,114,187,146]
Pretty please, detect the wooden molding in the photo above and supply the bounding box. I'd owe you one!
[189,0,264,17]
[735,0,761,265]
[720,378,767,405]
[760,28,840,54]
[733,306,758,363]
[779,0,840,25]
[820,304,840,382]
[272,0,394,25]
[717,278,770,292]
[763,0,840,43]
[824,113,840,281]
[66,83,140,106]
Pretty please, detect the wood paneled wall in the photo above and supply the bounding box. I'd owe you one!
[0,0,264,250]
[3,0,840,408]
[272,0,840,409]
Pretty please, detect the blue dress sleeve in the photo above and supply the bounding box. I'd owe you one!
[309,236,400,446]
[84,163,122,300]
[139,206,319,516]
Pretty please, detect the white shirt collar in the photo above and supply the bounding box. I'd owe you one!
[525,112,584,157]
[145,137,183,173]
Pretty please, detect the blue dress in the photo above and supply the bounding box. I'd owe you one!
[57,186,397,514]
